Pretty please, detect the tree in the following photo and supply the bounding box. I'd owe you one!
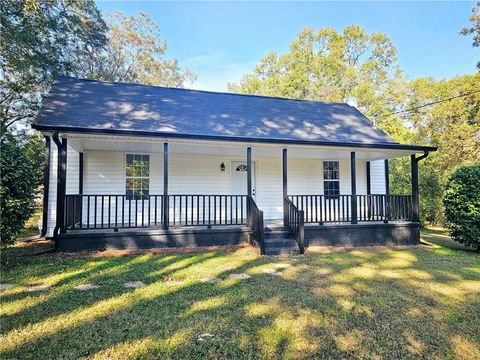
[228,26,409,137]
[0,133,38,245]
[406,74,480,176]
[78,12,196,87]
[0,0,108,135]
[444,165,480,251]
[1,4,195,244]
[229,25,479,226]
[389,73,480,225]
[460,1,480,69]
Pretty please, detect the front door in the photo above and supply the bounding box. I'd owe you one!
[231,161,256,199]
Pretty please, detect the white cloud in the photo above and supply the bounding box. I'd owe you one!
[182,52,256,92]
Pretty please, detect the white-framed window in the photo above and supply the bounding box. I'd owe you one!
[235,164,248,172]
[323,160,340,198]
[125,154,150,200]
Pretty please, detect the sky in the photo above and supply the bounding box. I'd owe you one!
[96,1,479,92]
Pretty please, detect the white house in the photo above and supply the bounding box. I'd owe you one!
[33,77,436,254]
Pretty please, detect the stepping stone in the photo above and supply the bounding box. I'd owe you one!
[0,284,15,291]
[200,277,222,283]
[74,284,100,291]
[27,285,51,292]
[262,268,281,275]
[228,273,251,280]
[197,333,214,341]
[124,281,145,288]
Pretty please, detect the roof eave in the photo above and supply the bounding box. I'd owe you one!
[32,124,438,152]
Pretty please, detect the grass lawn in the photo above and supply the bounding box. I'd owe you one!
[1,229,479,359]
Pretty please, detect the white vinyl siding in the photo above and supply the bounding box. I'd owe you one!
[46,144,57,237]
[169,154,229,194]
[66,146,79,194]
[370,160,387,194]
[46,144,79,237]
[45,147,389,235]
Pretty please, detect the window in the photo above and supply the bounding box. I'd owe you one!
[323,161,340,198]
[126,154,149,199]
[235,164,248,172]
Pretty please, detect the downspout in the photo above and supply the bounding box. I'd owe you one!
[415,150,429,163]
[40,136,51,238]
[52,131,62,250]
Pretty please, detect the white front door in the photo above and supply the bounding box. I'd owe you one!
[231,161,256,198]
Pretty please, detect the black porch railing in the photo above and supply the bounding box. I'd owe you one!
[288,194,413,224]
[64,194,248,230]
[169,195,247,226]
[65,194,413,233]
[247,196,265,255]
[284,197,305,254]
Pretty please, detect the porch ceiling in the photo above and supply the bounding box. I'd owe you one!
[63,134,421,160]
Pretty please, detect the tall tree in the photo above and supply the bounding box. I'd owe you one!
[0,0,107,135]
[78,12,196,87]
[460,1,480,69]
[228,25,409,139]
[229,25,479,226]
[390,73,480,224]
[406,74,480,175]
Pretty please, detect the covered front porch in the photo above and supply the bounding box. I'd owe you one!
[47,134,427,253]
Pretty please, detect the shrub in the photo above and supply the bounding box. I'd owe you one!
[0,135,38,245]
[443,164,480,251]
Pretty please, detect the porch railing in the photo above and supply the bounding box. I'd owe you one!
[65,194,165,230]
[169,195,247,226]
[284,197,305,254]
[288,194,413,224]
[64,194,248,230]
[247,196,265,255]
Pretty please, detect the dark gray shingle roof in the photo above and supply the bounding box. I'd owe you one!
[34,76,395,144]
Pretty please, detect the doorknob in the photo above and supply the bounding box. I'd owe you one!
[252,189,256,196]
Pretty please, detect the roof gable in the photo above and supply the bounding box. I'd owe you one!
[34,76,395,144]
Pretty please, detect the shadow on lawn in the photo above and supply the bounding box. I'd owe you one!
[421,228,479,253]
[1,243,479,359]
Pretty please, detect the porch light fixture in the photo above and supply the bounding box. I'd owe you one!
[220,162,225,172]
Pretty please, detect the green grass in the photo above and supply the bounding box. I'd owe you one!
[1,230,479,359]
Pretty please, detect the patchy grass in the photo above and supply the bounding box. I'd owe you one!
[1,230,479,359]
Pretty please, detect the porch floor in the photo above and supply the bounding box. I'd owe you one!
[264,218,414,228]
[65,219,414,235]
[65,224,248,235]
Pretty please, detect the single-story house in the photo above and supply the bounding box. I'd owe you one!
[33,76,436,254]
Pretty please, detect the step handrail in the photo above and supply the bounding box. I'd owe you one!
[284,197,305,254]
[247,196,265,255]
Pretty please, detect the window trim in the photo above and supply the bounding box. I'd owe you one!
[322,160,340,198]
[125,153,150,200]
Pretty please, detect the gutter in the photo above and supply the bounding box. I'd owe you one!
[31,124,438,153]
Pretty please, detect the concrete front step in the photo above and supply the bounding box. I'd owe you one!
[264,226,289,232]
[264,238,298,247]
[264,235,300,255]
[264,231,292,239]
[264,247,300,255]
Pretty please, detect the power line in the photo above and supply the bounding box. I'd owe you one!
[382,88,480,118]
